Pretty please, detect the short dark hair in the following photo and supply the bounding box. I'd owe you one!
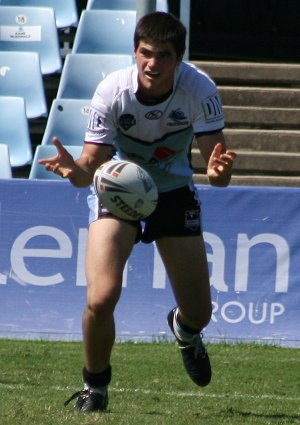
[134,12,186,58]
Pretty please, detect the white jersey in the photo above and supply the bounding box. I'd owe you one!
[85,62,224,192]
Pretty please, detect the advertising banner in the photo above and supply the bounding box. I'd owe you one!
[0,180,299,346]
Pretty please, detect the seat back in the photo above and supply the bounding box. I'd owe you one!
[57,53,133,99]
[41,99,91,146]
[86,0,137,10]
[29,144,83,179]
[0,144,12,179]
[0,96,32,167]
[0,6,62,74]
[86,0,168,11]
[0,51,47,118]
[72,9,136,55]
[0,0,78,28]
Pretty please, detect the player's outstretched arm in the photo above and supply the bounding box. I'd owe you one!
[196,131,236,187]
[38,137,112,187]
[38,137,78,178]
[206,143,236,187]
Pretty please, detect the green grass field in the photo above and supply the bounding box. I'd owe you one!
[0,339,299,425]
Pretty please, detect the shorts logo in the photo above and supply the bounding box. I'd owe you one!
[184,209,200,231]
[118,114,136,130]
[145,110,163,120]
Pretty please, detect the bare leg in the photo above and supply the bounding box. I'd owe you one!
[156,234,212,329]
[84,217,138,373]
[157,234,212,387]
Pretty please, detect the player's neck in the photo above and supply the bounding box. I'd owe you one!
[135,87,173,105]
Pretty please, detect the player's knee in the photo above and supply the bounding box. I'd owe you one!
[86,295,117,319]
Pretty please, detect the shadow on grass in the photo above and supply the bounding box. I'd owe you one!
[228,407,300,421]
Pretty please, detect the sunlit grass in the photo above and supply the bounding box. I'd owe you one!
[0,340,299,424]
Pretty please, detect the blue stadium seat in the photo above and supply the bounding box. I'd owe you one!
[0,51,47,119]
[86,0,168,11]
[57,53,133,99]
[29,144,83,179]
[72,9,136,54]
[0,6,62,74]
[0,144,12,179]
[0,96,32,167]
[41,99,91,146]
[86,0,137,10]
[0,0,78,28]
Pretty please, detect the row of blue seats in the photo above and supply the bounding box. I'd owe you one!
[0,0,80,174]
[0,1,167,70]
[0,0,78,29]
[0,2,168,179]
[28,4,138,179]
[0,52,133,170]
[0,6,134,174]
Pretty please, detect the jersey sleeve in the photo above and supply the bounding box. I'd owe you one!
[84,77,117,146]
[187,66,225,135]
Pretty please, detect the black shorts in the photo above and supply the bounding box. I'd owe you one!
[133,186,202,244]
[93,185,202,244]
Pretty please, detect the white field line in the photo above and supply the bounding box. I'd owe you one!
[0,382,299,402]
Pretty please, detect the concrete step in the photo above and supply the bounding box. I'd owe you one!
[224,105,300,129]
[223,128,300,152]
[192,149,300,173]
[193,173,300,187]
[219,86,300,108]
[193,61,300,87]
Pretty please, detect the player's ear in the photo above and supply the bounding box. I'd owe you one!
[176,54,183,65]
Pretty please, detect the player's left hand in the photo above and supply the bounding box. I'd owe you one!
[207,143,237,186]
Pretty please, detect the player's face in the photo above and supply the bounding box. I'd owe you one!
[135,41,181,99]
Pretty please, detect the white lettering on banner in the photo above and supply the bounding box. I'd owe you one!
[0,274,6,285]
[2,227,291,295]
[211,301,285,324]
[203,232,228,292]
[234,233,289,293]
[153,246,166,289]
[76,228,87,286]
[10,226,72,286]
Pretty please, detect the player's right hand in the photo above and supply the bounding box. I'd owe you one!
[38,137,76,178]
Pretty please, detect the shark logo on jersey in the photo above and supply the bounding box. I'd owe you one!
[167,108,188,126]
[118,114,136,130]
[202,94,224,123]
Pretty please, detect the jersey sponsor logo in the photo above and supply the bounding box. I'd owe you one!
[145,110,163,120]
[152,146,176,161]
[118,114,136,131]
[167,108,188,126]
[202,94,224,123]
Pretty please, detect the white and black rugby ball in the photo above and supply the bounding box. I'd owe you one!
[93,160,158,221]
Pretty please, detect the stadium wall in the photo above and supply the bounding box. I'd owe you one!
[0,180,299,347]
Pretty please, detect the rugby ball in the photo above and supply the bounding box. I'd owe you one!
[93,160,158,221]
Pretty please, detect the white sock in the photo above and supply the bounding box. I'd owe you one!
[84,383,107,397]
[173,308,197,344]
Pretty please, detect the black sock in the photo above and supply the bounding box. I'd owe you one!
[83,365,112,388]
